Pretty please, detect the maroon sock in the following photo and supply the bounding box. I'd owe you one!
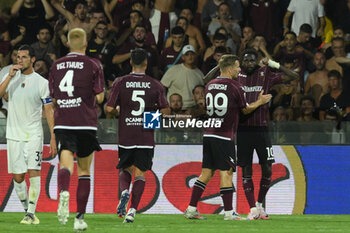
[220,187,233,211]
[119,170,132,193]
[189,180,206,207]
[58,168,71,192]
[243,177,256,208]
[258,177,271,203]
[130,177,145,210]
[76,176,90,215]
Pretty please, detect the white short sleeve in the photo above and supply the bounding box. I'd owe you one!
[317,2,325,17]
[287,0,296,12]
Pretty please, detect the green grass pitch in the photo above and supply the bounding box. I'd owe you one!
[0,213,349,233]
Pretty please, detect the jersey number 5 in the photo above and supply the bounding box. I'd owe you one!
[206,93,228,116]
[131,90,145,116]
[59,70,74,97]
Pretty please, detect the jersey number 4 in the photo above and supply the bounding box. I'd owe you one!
[59,70,74,97]
[206,93,228,116]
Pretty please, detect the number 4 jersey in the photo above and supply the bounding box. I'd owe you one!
[106,73,168,148]
[49,52,105,130]
[204,76,247,141]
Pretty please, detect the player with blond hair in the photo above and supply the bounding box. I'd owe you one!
[49,28,104,231]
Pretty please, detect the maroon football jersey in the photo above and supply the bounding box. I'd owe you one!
[237,66,282,126]
[204,76,247,141]
[49,52,105,130]
[160,46,183,70]
[107,73,168,147]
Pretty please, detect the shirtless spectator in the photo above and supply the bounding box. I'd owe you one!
[325,38,347,76]
[149,0,177,50]
[51,0,97,40]
[304,51,329,106]
[179,7,206,55]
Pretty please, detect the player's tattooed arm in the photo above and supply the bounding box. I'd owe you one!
[241,90,272,115]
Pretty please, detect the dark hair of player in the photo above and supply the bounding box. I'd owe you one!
[131,48,147,66]
[18,44,35,58]
[241,48,258,60]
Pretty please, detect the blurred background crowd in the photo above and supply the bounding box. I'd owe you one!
[0,0,350,126]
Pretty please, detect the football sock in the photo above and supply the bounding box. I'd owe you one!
[189,180,206,207]
[119,169,132,192]
[13,180,28,212]
[220,187,233,211]
[76,175,90,217]
[243,177,256,208]
[130,176,145,210]
[58,168,71,192]
[257,177,271,203]
[28,176,40,214]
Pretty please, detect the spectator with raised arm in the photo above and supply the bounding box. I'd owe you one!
[207,2,241,54]
[10,0,54,44]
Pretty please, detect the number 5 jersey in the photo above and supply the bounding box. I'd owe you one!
[106,72,168,148]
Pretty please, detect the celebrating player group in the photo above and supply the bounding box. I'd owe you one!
[0,27,298,231]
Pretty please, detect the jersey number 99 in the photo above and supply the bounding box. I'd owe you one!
[206,93,228,116]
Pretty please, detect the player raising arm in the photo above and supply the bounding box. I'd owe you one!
[184,54,271,220]
[106,48,168,224]
[49,28,104,232]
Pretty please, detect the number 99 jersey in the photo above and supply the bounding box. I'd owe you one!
[203,76,247,141]
[49,52,105,130]
[106,73,168,148]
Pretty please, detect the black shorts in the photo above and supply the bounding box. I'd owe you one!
[55,129,102,158]
[117,147,154,171]
[237,126,275,167]
[202,137,236,171]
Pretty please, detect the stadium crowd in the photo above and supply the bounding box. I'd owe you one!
[0,0,350,123]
